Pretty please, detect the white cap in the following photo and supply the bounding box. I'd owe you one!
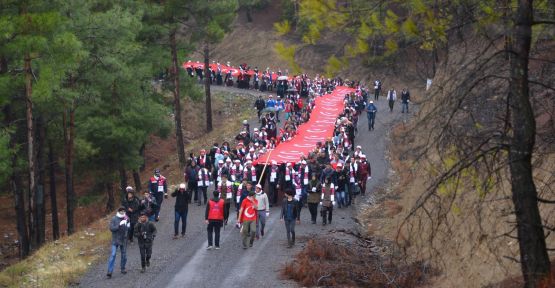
[254,128,259,131]
[226,158,232,162]
[243,120,248,124]
[125,186,133,192]
[337,163,343,167]
[249,148,255,152]
[218,160,224,164]
[246,160,252,164]
[179,183,186,189]
[301,160,307,165]
[370,100,373,104]
[271,160,277,165]
[361,154,367,159]
[256,184,262,189]
[312,187,317,192]
[286,162,291,166]
[356,145,362,149]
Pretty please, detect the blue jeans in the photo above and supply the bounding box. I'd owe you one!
[367,116,375,129]
[336,190,346,207]
[107,243,127,273]
[402,102,409,113]
[174,210,188,235]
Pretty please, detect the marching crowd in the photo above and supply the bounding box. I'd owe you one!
[106,62,411,278]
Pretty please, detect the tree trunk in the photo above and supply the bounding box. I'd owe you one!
[106,181,115,212]
[508,1,551,287]
[170,30,186,168]
[63,102,76,235]
[5,104,30,258]
[246,6,253,22]
[24,54,37,250]
[132,169,142,192]
[119,166,128,202]
[35,116,46,245]
[48,141,59,240]
[204,42,213,132]
[139,142,146,172]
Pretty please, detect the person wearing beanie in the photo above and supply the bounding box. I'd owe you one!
[280,190,300,248]
[107,207,129,278]
[122,186,140,243]
[171,183,190,239]
[205,191,226,250]
[134,211,156,273]
[254,184,270,239]
[237,190,258,249]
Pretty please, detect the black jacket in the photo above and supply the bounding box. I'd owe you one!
[122,196,140,223]
[280,198,300,221]
[134,221,157,244]
[255,98,266,110]
[171,189,190,212]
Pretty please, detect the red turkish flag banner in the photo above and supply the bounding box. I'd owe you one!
[256,86,356,165]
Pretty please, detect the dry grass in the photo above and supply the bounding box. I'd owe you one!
[282,238,435,287]
[0,218,110,288]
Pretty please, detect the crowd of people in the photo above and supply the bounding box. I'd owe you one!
[106,61,411,278]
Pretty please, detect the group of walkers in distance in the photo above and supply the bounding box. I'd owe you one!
[106,61,411,279]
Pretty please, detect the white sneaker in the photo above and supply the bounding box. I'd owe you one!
[206,246,213,250]
[215,246,220,250]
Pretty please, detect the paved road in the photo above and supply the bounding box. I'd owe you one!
[78,90,409,288]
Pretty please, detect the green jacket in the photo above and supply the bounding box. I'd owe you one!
[307,179,322,204]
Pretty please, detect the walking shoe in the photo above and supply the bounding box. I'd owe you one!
[121,270,127,274]
[155,217,160,222]
[243,246,248,249]
[181,233,185,238]
[215,246,220,250]
[146,260,150,267]
[173,235,178,239]
[106,273,112,279]
[312,221,316,224]
[207,245,213,250]
[141,267,145,273]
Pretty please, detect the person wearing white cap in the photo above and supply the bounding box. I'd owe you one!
[365,100,378,131]
[171,183,190,239]
[357,154,371,195]
[267,160,281,206]
[197,164,212,206]
[254,184,270,239]
[242,160,258,185]
[212,159,230,189]
[354,145,364,158]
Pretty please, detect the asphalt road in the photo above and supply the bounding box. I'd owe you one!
[77,89,409,288]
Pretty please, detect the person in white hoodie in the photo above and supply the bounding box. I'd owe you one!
[254,184,270,239]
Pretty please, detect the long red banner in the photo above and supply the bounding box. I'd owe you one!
[183,61,291,81]
[256,86,355,164]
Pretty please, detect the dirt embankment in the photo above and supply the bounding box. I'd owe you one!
[367,38,555,287]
